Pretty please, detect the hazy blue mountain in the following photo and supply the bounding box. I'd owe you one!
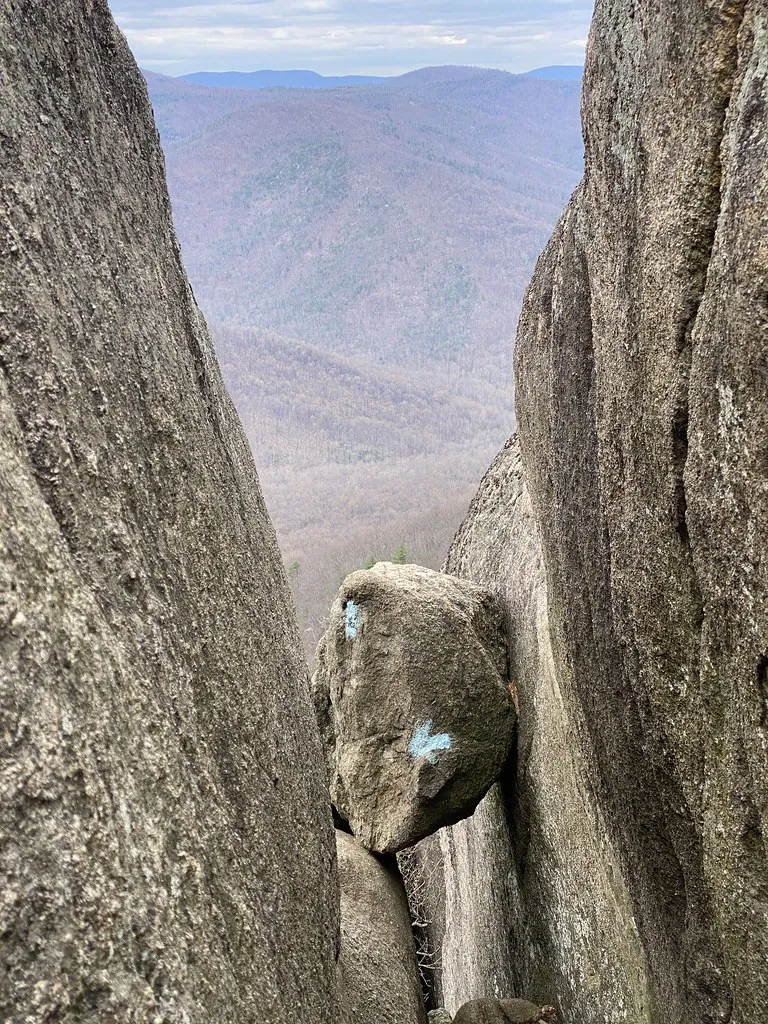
[180,70,387,90]
[143,65,583,651]
[179,66,584,93]
[145,65,583,364]
[527,65,583,80]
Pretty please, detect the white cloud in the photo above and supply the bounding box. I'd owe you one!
[109,0,594,75]
[430,34,468,46]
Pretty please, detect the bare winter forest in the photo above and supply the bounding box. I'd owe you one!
[145,66,584,654]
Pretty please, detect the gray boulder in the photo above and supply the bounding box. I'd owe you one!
[0,4,338,1022]
[337,830,426,1024]
[453,1000,556,1024]
[313,563,514,853]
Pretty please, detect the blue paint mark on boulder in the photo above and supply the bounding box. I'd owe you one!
[408,720,452,765]
[345,600,360,639]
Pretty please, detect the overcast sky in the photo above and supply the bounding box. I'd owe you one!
[109,0,594,77]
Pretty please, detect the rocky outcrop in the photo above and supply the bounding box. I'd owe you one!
[312,562,514,853]
[337,831,426,1024]
[0,4,338,1021]
[410,3,768,1023]
[515,2,768,1019]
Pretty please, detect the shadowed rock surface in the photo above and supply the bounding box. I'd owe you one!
[337,831,426,1024]
[408,2,768,1022]
[313,562,514,853]
[0,3,338,1021]
[453,998,556,1024]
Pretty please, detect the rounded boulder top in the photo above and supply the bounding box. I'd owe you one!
[312,562,516,854]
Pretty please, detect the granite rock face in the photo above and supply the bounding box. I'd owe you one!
[411,3,768,1021]
[313,562,514,853]
[0,3,338,1021]
[336,831,426,1024]
[515,1,768,1020]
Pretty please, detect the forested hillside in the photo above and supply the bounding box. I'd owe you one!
[147,67,582,363]
[145,67,583,652]
[216,324,505,648]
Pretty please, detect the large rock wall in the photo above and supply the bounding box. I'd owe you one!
[0,3,338,1021]
[516,2,768,1020]
[415,2,768,1023]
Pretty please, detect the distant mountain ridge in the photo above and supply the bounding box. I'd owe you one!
[176,65,583,91]
[526,65,583,80]
[181,69,386,90]
[146,65,583,362]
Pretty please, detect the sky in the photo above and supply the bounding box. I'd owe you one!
[109,0,594,78]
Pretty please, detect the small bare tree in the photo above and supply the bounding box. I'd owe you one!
[399,845,443,1005]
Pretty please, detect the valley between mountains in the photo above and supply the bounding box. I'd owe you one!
[145,66,583,651]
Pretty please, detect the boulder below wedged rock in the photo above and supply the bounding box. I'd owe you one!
[313,562,514,853]
[337,831,426,1024]
[453,999,556,1024]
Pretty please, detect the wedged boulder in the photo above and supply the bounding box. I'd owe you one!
[337,830,426,1024]
[313,562,514,853]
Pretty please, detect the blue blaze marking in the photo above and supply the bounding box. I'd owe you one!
[345,600,359,639]
[408,720,452,765]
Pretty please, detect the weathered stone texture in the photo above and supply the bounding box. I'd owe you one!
[452,999,555,1024]
[0,3,338,1021]
[312,562,514,853]
[336,831,426,1024]
[428,1008,453,1024]
[521,0,768,1020]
